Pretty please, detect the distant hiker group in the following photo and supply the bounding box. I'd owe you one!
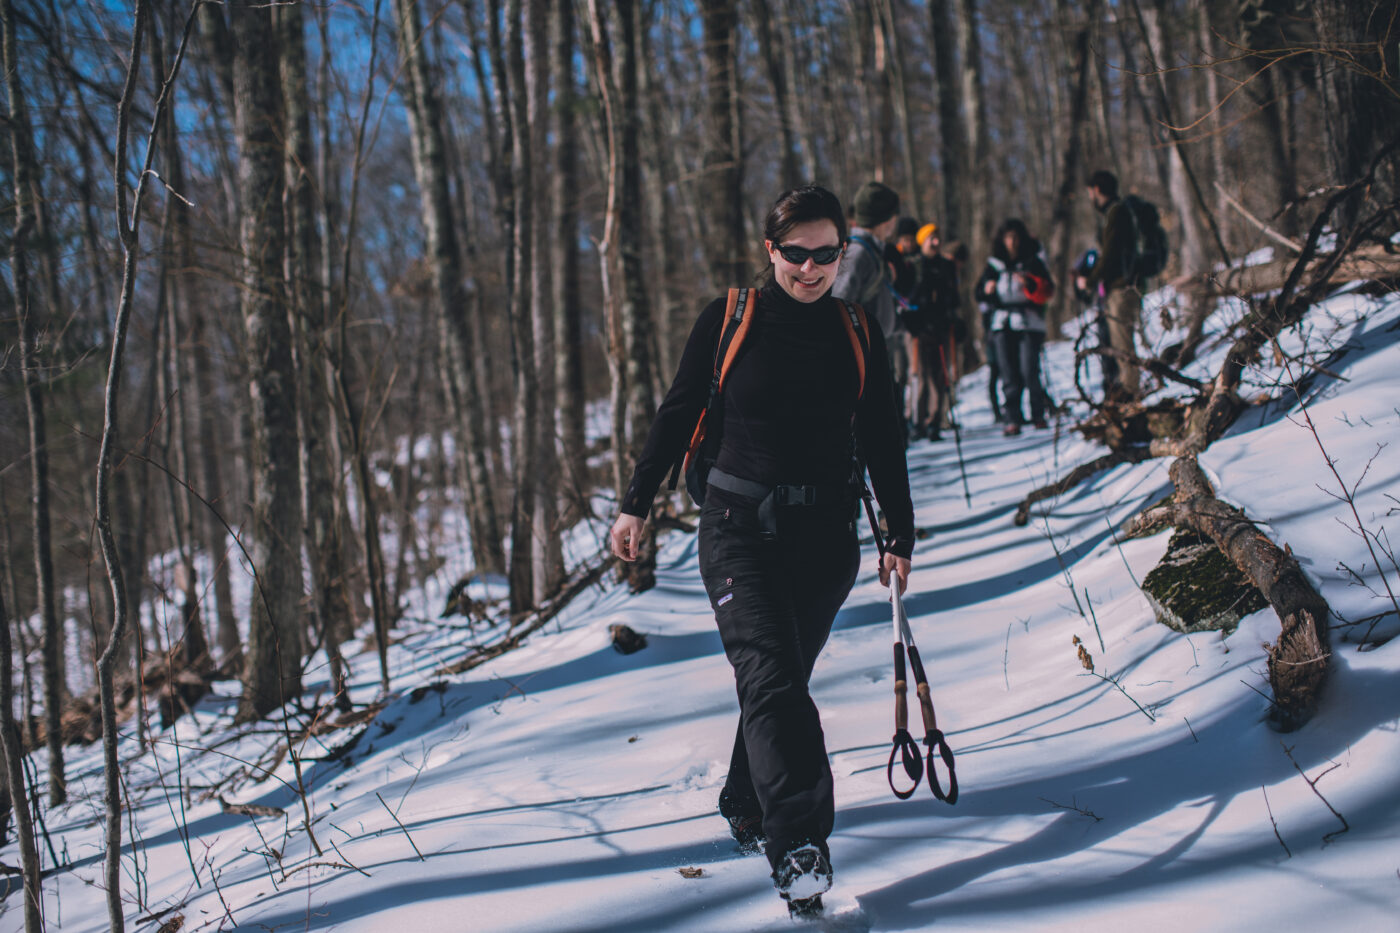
[608,169,1169,919]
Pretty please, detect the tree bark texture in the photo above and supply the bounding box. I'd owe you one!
[504,0,539,613]
[956,0,989,256]
[0,579,41,930]
[3,0,66,806]
[526,0,564,603]
[230,0,305,722]
[551,0,588,522]
[396,0,506,579]
[700,0,745,287]
[1311,0,1399,229]
[750,0,800,190]
[616,0,657,592]
[1045,0,1100,338]
[927,0,962,234]
[279,0,342,670]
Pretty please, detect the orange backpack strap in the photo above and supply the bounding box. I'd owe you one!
[835,298,870,399]
[672,288,752,488]
[715,287,755,393]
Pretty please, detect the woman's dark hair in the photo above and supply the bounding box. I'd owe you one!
[991,217,1038,263]
[755,185,848,286]
[763,185,848,247]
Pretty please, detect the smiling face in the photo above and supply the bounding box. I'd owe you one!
[766,219,844,303]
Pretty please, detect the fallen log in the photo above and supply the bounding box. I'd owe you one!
[1014,449,1151,526]
[1191,243,1400,300]
[1126,457,1330,730]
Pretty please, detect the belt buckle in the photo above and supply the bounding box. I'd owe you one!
[778,484,817,507]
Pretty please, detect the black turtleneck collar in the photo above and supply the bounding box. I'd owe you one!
[759,279,835,318]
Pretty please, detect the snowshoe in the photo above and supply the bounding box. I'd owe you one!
[773,843,833,905]
[787,894,824,919]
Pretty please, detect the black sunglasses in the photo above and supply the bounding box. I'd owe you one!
[772,242,844,266]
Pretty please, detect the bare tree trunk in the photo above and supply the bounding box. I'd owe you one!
[616,0,658,591]
[98,0,197,923]
[279,0,350,689]
[1140,0,1207,276]
[587,0,655,591]
[584,0,626,503]
[3,0,65,807]
[750,0,800,189]
[1311,0,1399,229]
[1132,0,1226,365]
[1250,65,1301,238]
[503,0,539,613]
[875,0,921,217]
[779,0,818,182]
[700,0,745,286]
[0,582,41,929]
[957,0,989,252]
[1045,0,1100,337]
[154,17,211,677]
[401,0,506,581]
[436,12,508,533]
[635,1,675,391]
[0,23,44,931]
[526,0,563,603]
[552,0,589,519]
[928,0,963,234]
[230,0,305,722]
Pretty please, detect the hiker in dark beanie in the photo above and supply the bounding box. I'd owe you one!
[609,185,914,919]
[835,181,909,440]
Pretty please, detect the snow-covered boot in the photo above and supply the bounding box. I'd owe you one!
[726,813,765,854]
[772,843,832,910]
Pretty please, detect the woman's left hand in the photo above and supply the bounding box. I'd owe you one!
[879,551,911,594]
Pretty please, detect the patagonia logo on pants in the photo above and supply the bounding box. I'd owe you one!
[718,593,734,607]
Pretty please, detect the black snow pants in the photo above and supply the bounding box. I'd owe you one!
[698,481,861,871]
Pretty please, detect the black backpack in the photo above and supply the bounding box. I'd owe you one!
[1123,194,1169,281]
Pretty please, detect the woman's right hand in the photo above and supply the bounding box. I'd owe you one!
[609,513,645,562]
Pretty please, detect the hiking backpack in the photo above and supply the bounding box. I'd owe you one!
[667,287,871,506]
[1122,194,1169,281]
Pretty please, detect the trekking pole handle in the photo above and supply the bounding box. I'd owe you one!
[906,645,938,734]
[893,645,909,732]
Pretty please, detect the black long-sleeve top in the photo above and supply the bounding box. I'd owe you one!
[620,281,916,559]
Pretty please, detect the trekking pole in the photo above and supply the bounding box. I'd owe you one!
[892,584,958,804]
[861,485,959,805]
[937,342,973,507]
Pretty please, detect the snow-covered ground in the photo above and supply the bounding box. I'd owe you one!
[7,287,1400,932]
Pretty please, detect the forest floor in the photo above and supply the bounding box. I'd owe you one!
[7,281,1400,932]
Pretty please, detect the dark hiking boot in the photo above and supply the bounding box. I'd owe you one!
[787,894,824,919]
[727,813,765,854]
[1002,422,1022,436]
[773,843,833,905]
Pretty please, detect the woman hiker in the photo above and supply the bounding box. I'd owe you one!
[609,185,914,918]
[976,217,1055,436]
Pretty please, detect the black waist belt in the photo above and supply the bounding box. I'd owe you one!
[707,467,829,506]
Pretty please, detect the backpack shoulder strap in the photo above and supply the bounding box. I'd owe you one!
[672,288,752,488]
[714,287,754,393]
[834,298,870,399]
